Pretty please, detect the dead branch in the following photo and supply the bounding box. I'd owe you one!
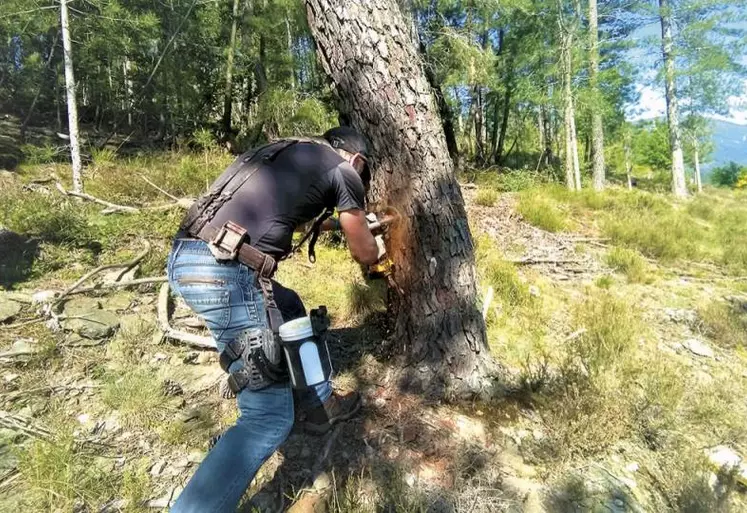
[51,173,139,213]
[67,276,168,296]
[140,174,180,201]
[0,317,46,330]
[55,241,151,304]
[0,410,53,439]
[1,384,100,401]
[508,257,582,265]
[157,282,215,349]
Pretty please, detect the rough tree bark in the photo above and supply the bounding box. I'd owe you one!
[60,0,83,193]
[659,0,688,198]
[305,0,496,398]
[223,0,242,134]
[589,0,605,191]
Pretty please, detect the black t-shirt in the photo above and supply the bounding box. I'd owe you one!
[209,141,366,258]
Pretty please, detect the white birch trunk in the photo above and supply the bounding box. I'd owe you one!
[60,0,83,193]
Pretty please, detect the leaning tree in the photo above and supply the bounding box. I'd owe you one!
[305,0,498,398]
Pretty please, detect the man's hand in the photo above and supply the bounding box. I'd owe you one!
[339,209,379,265]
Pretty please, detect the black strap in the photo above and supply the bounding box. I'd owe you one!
[282,208,334,263]
[181,139,300,234]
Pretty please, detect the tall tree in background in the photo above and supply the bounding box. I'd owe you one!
[588,0,606,190]
[558,0,581,190]
[222,0,242,135]
[659,0,688,197]
[305,0,495,397]
[60,0,82,193]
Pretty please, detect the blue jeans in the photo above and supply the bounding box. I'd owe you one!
[167,239,332,513]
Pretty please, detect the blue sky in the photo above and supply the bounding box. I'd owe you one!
[626,21,747,126]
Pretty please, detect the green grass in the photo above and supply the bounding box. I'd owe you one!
[605,247,649,283]
[17,431,115,510]
[516,192,568,232]
[344,280,386,320]
[101,368,168,428]
[474,188,498,207]
[475,234,530,308]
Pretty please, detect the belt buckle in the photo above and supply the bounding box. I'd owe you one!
[209,221,247,261]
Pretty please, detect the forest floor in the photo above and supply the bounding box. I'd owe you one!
[0,151,746,513]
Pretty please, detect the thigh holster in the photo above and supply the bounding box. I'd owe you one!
[220,327,288,393]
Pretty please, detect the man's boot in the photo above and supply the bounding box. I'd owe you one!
[304,390,361,434]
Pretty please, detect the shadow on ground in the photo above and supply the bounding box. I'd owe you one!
[0,229,40,289]
[235,313,520,513]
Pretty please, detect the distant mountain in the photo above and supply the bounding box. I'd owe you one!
[703,120,747,176]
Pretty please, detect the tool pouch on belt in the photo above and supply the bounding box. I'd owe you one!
[220,327,287,393]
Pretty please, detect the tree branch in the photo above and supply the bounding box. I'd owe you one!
[157,283,216,349]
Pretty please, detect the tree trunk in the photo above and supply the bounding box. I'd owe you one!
[693,140,703,193]
[223,0,241,134]
[60,0,83,193]
[659,0,687,198]
[473,86,485,163]
[124,59,134,127]
[561,34,579,190]
[589,0,605,190]
[495,86,511,166]
[305,0,496,398]
[286,13,296,91]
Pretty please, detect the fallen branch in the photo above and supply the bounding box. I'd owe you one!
[55,241,151,304]
[1,384,100,401]
[52,173,139,213]
[508,257,581,266]
[140,174,180,201]
[0,317,45,330]
[67,276,168,296]
[157,282,215,349]
[0,410,53,439]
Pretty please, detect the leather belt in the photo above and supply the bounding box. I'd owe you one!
[191,223,277,279]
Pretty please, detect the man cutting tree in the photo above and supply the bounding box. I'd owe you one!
[166,127,385,512]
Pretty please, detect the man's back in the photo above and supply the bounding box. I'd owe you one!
[210,141,365,258]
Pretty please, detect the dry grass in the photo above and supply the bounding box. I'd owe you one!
[475,188,498,207]
[697,300,747,349]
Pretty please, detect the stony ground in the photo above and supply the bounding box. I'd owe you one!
[0,180,746,513]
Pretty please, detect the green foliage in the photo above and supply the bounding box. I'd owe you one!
[20,144,59,165]
[710,162,747,188]
[474,188,498,206]
[0,187,95,245]
[605,247,649,283]
[517,192,568,232]
[192,128,217,152]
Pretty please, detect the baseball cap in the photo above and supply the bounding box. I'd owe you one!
[322,127,371,159]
